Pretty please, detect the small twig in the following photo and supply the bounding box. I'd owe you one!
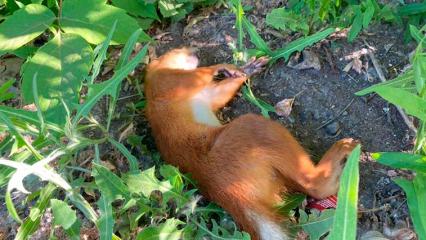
[358,203,390,213]
[315,98,355,130]
[363,40,417,134]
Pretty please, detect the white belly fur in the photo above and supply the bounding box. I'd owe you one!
[191,90,221,126]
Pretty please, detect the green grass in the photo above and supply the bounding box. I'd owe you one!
[0,0,424,239]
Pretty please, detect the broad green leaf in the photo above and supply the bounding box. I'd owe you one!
[328,145,361,240]
[136,218,183,240]
[242,17,272,55]
[298,209,335,240]
[97,194,114,240]
[265,8,309,35]
[357,85,426,121]
[394,175,426,239]
[72,44,148,125]
[108,138,139,172]
[11,45,38,59]
[158,0,184,18]
[348,7,363,42]
[60,0,151,44]
[271,28,335,61]
[372,152,426,172]
[0,4,55,54]
[15,184,56,240]
[112,0,159,20]
[22,33,93,125]
[92,163,131,201]
[50,199,77,229]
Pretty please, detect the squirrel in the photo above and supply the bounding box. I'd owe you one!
[144,47,359,240]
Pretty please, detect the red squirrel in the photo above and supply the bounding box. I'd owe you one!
[144,48,359,240]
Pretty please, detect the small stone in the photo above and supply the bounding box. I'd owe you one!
[325,121,341,136]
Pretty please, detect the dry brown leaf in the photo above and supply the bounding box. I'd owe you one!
[289,50,321,70]
[119,122,134,142]
[275,98,295,117]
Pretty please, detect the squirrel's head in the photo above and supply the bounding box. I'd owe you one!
[149,47,199,71]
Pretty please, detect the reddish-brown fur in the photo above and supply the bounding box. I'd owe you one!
[144,48,358,240]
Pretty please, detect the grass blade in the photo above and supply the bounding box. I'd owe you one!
[242,17,271,55]
[89,21,117,84]
[372,152,426,172]
[271,28,335,61]
[328,144,361,240]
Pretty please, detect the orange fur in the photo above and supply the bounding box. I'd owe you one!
[144,48,358,240]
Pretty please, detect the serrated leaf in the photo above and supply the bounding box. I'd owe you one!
[22,33,93,125]
[97,194,114,240]
[372,152,426,172]
[89,21,117,84]
[328,145,361,240]
[0,4,55,54]
[265,8,309,34]
[271,28,335,61]
[125,167,189,206]
[136,218,183,240]
[92,163,131,201]
[115,29,143,71]
[72,44,148,125]
[50,199,77,229]
[112,0,159,20]
[60,0,151,45]
[298,209,335,240]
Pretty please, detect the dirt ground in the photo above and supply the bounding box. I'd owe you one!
[0,2,418,240]
[149,3,416,238]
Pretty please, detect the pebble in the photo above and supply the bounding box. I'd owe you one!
[325,121,340,136]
